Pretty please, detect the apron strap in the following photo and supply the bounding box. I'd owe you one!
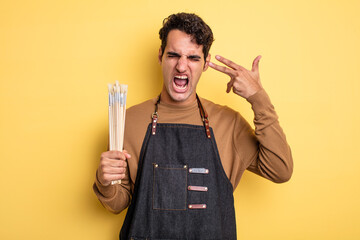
[151,94,211,139]
[196,95,211,139]
[151,95,161,135]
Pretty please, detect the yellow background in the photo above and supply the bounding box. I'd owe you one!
[1,0,359,239]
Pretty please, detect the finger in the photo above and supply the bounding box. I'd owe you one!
[122,150,132,159]
[106,159,128,168]
[100,158,127,169]
[252,55,262,72]
[104,173,126,181]
[209,62,236,77]
[215,55,241,70]
[101,150,126,160]
[103,166,127,174]
[226,79,234,93]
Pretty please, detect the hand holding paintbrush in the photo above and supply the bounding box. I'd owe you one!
[96,81,129,186]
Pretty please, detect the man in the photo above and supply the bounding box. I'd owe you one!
[94,13,293,239]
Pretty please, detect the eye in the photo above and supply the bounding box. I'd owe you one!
[188,56,201,62]
[167,52,180,59]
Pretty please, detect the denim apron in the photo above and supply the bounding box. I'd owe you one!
[120,95,236,240]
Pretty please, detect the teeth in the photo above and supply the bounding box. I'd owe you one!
[174,75,188,90]
[175,75,188,79]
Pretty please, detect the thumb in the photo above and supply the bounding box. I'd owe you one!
[252,55,262,72]
[122,149,131,159]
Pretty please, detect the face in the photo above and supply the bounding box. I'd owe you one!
[159,29,210,105]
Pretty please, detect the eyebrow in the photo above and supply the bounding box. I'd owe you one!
[167,51,202,60]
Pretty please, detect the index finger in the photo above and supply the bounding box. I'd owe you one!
[215,55,243,70]
[209,61,236,77]
[101,150,127,160]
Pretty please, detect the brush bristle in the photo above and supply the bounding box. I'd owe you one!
[121,84,127,94]
[108,83,113,92]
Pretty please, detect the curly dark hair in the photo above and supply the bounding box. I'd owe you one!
[159,13,214,60]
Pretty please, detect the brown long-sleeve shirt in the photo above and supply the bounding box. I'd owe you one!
[93,89,293,213]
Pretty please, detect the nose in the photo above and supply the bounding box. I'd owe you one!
[176,56,187,73]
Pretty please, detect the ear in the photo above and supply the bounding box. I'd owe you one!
[203,53,211,71]
[158,48,163,64]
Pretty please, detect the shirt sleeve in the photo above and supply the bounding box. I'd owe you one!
[238,89,293,183]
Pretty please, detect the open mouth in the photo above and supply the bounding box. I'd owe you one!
[173,75,188,91]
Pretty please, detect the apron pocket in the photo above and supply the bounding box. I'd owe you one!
[152,163,187,210]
